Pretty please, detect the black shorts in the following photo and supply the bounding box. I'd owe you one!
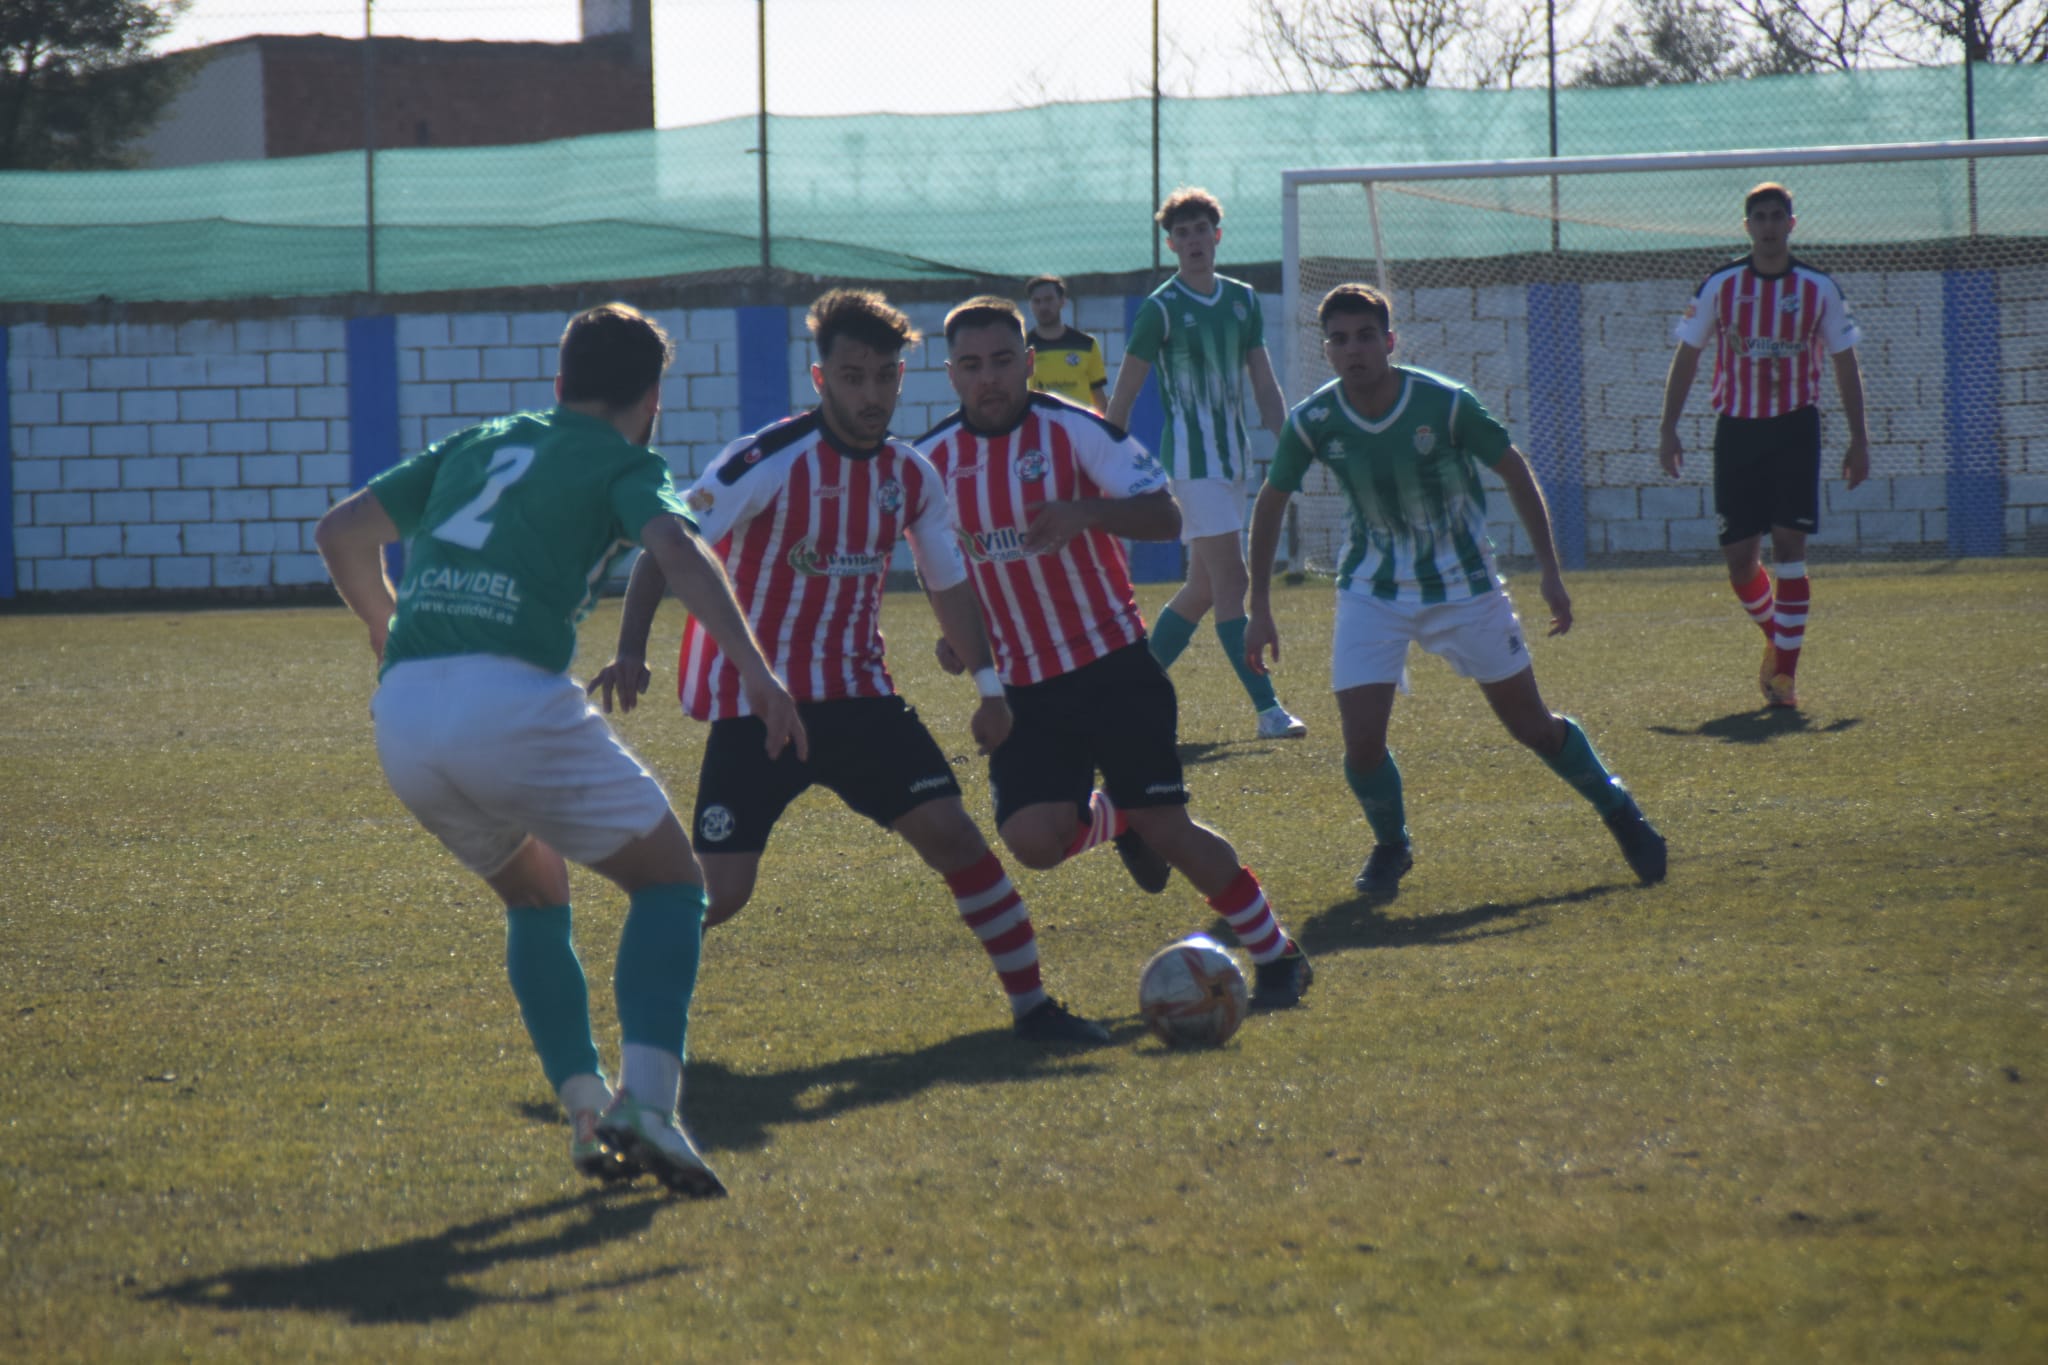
[1713,407,1822,545]
[988,642,1189,827]
[692,695,961,854]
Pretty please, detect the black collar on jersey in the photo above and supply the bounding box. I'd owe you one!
[1028,326,1095,352]
[811,406,891,461]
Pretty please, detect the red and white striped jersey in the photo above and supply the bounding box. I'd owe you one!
[1673,256,1861,419]
[676,410,967,720]
[916,393,1170,687]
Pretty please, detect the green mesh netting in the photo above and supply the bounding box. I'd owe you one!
[1,65,2041,305]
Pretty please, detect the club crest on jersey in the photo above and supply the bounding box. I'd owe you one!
[699,805,736,843]
[1779,295,1801,315]
[1233,303,1248,321]
[875,479,904,514]
[1065,352,1082,366]
[1412,425,1436,455]
[1016,449,1049,482]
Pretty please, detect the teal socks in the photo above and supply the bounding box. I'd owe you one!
[1345,753,1410,847]
[614,881,708,1059]
[1214,616,1280,713]
[1543,717,1629,816]
[1148,606,1198,669]
[504,904,600,1091]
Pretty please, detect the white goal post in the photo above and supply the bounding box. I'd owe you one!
[1279,138,2048,573]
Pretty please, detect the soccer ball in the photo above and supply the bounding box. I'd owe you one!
[1138,935,1248,1048]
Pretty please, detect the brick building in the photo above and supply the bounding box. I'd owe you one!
[133,1,653,168]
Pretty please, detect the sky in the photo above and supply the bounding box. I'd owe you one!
[159,0,1615,129]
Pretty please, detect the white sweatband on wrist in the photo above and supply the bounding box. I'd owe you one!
[972,667,1004,699]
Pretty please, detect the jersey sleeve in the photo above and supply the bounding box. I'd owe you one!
[1123,297,1167,364]
[1449,387,1513,468]
[685,436,784,545]
[1265,410,1316,493]
[900,450,968,592]
[609,449,694,545]
[367,431,459,538]
[1817,276,1862,353]
[1672,278,1718,348]
[1074,418,1170,499]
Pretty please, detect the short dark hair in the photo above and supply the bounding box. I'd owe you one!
[1745,181,1793,216]
[807,288,920,360]
[1025,274,1066,298]
[944,295,1027,345]
[557,303,673,409]
[1156,186,1222,232]
[1319,283,1392,333]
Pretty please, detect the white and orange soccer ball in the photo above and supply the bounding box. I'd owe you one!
[1138,935,1248,1048]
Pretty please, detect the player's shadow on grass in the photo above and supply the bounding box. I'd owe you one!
[1287,884,1622,956]
[532,1027,1128,1158]
[141,1188,680,1326]
[1651,708,1862,744]
[1176,740,1236,769]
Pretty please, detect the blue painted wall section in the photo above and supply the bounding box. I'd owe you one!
[1523,283,1587,571]
[1121,293,1181,584]
[1942,270,2003,558]
[345,315,402,579]
[736,306,792,434]
[1,327,14,598]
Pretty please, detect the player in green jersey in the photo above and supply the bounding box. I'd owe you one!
[316,303,805,1198]
[1244,284,1667,898]
[1106,186,1307,742]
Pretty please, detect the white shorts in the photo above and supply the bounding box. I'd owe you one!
[371,655,674,876]
[1171,475,1248,544]
[1331,589,1532,691]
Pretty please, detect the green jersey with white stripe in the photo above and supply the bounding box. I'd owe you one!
[370,406,691,677]
[1123,273,1266,480]
[1267,369,1512,603]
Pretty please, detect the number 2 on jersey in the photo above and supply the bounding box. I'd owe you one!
[431,445,536,550]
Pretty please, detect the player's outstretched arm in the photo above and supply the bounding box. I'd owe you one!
[1243,483,1292,673]
[1495,447,1573,636]
[1657,343,1702,478]
[638,514,807,761]
[1104,356,1152,432]
[587,548,669,713]
[1022,488,1179,552]
[314,489,401,662]
[1833,347,1871,489]
[1247,347,1287,435]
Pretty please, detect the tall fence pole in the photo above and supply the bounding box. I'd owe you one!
[362,0,378,295]
[757,0,771,276]
[1151,0,1161,272]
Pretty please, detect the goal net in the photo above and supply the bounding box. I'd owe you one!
[1278,139,2048,574]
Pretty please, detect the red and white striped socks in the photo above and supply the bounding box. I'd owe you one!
[944,852,1047,1017]
[1062,789,1128,861]
[1206,867,1290,965]
[1735,564,1775,635]
[1772,561,1809,680]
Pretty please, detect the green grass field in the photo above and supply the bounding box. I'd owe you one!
[3,561,2044,1362]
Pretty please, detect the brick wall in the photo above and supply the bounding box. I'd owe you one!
[6,268,2044,599]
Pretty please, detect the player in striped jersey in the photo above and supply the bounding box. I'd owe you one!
[920,296,1313,1011]
[1105,186,1309,743]
[1246,284,1667,900]
[1658,182,1869,709]
[591,290,1107,1046]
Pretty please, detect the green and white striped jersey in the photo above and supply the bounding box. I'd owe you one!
[370,407,690,677]
[1267,369,1512,603]
[1123,273,1266,481]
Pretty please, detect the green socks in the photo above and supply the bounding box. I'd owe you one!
[614,881,708,1058]
[1148,606,1198,668]
[1542,717,1629,816]
[1345,753,1410,848]
[1214,616,1280,713]
[504,904,600,1091]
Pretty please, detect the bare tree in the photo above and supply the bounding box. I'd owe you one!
[1575,0,1815,85]
[1251,0,1564,92]
[1890,0,2048,62]
[1721,0,2047,68]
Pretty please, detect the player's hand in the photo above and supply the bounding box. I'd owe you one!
[1842,433,1871,490]
[586,654,651,713]
[1538,570,1573,636]
[934,637,966,675]
[1021,500,1093,553]
[1243,611,1280,675]
[745,674,809,763]
[969,695,1012,756]
[1657,426,1684,479]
